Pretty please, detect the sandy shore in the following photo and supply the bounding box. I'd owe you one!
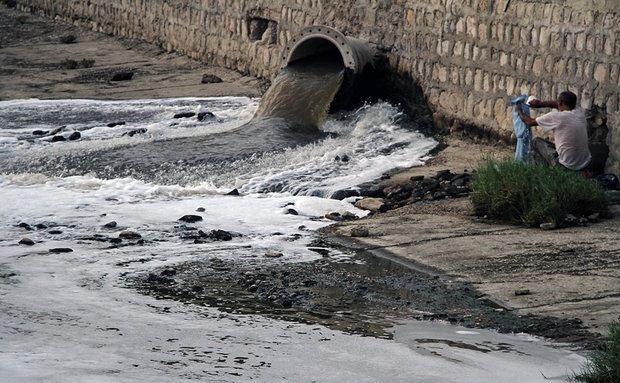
[0,5,264,101]
[2,4,618,341]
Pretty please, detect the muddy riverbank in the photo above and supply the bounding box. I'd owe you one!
[127,240,597,348]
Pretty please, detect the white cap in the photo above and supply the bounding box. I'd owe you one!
[526,96,538,105]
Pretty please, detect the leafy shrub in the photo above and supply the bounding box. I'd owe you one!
[471,157,607,227]
[572,321,620,383]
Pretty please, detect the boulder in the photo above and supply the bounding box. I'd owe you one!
[354,197,386,212]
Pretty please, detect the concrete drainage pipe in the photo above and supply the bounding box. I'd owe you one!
[279,26,378,111]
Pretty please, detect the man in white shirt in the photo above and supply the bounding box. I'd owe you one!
[517,91,592,171]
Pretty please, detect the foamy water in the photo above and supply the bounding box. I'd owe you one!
[0,98,585,382]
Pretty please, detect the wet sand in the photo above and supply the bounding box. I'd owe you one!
[2,4,618,347]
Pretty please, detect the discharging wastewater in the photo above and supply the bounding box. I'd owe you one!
[0,60,587,382]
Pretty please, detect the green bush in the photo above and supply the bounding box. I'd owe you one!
[471,157,607,227]
[572,321,620,383]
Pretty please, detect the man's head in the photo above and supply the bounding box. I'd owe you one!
[558,91,577,110]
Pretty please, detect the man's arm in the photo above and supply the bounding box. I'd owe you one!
[528,99,558,109]
[517,102,538,127]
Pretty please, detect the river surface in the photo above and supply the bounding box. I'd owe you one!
[0,97,586,382]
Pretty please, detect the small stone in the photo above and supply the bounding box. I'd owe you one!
[587,213,600,223]
[173,112,196,119]
[350,227,369,237]
[264,251,283,258]
[354,197,385,212]
[285,208,298,215]
[110,71,133,81]
[19,237,35,246]
[539,222,557,230]
[119,230,141,239]
[325,212,343,221]
[122,128,147,137]
[178,215,203,223]
[103,221,117,228]
[68,131,81,140]
[208,229,233,241]
[515,289,531,296]
[197,111,215,121]
[17,222,32,231]
[341,211,357,220]
[196,207,206,212]
[563,214,578,226]
[226,189,240,196]
[201,74,222,84]
[49,248,73,253]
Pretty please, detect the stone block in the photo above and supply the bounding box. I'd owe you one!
[463,42,472,59]
[594,63,607,84]
[453,40,463,56]
[474,69,483,91]
[532,55,543,76]
[575,32,585,51]
[451,67,460,85]
[406,9,415,27]
[466,16,477,38]
[538,26,549,48]
[550,32,563,50]
[611,63,619,86]
[499,51,509,67]
[483,72,491,92]
[478,22,489,41]
[465,68,473,86]
[505,76,515,96]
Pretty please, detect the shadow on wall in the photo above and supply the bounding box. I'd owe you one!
[586,105,609,175]
[248,17,277,44]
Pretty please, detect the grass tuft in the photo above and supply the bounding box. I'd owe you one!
[572,321,620,383]
[471,157,607,227]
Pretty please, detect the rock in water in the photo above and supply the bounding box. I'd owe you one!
[178,215,203,223]
[197,111,215,121]
[18,237,35,246]
[119,230,141,239]
[49,248,73,253]
[173,112,196,119]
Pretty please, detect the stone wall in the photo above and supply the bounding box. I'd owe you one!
[14,0,620,174]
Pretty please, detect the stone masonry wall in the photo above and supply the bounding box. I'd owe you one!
[14,0,620,174]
